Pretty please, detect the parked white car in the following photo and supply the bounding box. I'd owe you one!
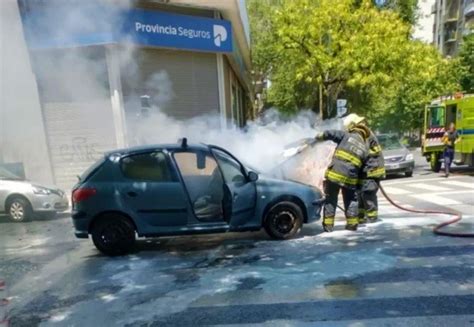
[0,167,69,222]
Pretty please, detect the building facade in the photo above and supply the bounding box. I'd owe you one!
[432,0,474,56]
[0,0,254,191]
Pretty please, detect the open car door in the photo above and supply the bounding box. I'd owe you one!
[211,147,257,226]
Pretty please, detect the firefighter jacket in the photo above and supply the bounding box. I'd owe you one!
[317,129,368,189]
[361,132,386,180]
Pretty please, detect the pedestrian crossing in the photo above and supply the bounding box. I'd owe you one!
[440,180,474,189]
[407,183,451,192]
[379,177,474,210]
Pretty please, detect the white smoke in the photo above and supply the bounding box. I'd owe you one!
[1,0,344,191]
[126,99,342,188]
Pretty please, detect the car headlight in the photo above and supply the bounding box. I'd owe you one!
[405,153,414,161]
[33,185,51,195]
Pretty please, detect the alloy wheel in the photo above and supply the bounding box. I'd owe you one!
[9,202,25,221]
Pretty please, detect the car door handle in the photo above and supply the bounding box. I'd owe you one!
[127,191,138,197]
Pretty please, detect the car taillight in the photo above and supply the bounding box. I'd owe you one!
[72,188,97,203]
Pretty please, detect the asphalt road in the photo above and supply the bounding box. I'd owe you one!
[1,149,473,326]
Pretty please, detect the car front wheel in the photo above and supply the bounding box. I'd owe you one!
[264,201,303,240]
[91,214,136,256]
[7,197,32,222]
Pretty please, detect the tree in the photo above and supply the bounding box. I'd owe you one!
[251,0,411,115]
[458,34,474,93]
[247,0,460,131]
[375,41,459,132]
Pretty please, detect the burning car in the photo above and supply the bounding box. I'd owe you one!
[72,139,325,255]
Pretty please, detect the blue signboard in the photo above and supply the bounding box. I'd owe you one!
[20,3,118,49]
[20,4,233,53]
[123,9,232,53]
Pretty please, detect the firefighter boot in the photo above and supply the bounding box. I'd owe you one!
[345,217,358,231]
[358,211,367,225]
[323,217,335,233]
[367,210,378,223]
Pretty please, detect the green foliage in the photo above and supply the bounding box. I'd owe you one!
[458,34,474,93]
[378,0,419,25]
[247,0,460,131]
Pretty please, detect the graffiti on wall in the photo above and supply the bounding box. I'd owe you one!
[59,137,101,162]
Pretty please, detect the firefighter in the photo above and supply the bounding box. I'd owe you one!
[356,120,385,224]
[315,114,370,232]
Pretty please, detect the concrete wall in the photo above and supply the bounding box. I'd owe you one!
[0,0,53,184]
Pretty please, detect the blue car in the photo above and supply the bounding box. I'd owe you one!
[72,139,324,255]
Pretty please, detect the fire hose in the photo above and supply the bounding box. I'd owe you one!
[378,183,474,238]
[281,138,474,238]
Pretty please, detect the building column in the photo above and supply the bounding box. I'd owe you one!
[217,54,227,130]
[106,45,127,148]
[214,10,228,130]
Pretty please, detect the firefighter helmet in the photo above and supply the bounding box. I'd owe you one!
[343,113,366,130]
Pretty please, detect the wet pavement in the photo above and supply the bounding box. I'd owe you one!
[1,152,473,326]
[1,210,473,326]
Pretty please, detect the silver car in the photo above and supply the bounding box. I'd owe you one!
[0,167,69,222]
[377,134,415,177]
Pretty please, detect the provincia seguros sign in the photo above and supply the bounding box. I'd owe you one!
[124,9,233,53]
[20,5,232,53]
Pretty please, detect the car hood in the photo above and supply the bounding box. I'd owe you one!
[256,173,321,193]
[0,179,63,192]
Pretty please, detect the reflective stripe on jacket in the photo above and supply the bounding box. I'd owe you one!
[321,129,368,189]
[362,132,385,180]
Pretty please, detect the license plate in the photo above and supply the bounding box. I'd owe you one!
[389,163,400,169]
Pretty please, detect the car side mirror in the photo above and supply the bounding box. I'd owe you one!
[248,171,258,182]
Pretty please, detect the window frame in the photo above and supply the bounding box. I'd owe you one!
[171,148,226,220]
[209,145,249,184]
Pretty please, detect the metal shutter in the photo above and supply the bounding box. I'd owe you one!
[33,47,117,191]
[42,101,117,191]
[121,48,219,120]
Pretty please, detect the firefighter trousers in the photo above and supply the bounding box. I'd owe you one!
[323,180,359,227]
[358,179,379,223]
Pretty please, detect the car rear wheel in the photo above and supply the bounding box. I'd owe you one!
[7,197,32,222]
[430,152,441,173]
[91,214,136,256]
[264,201,303,240]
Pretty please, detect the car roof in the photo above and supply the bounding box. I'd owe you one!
[105,142,210,157]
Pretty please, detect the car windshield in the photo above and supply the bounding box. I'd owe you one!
[0,166,23,180]
[378,135,404,150]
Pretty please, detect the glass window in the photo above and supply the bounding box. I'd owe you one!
[429,106,445,127]
[213,149,246,185]
[174,151,224,221]
[121,152,174,182]
[0,167,22,181]
[378,135,403,150]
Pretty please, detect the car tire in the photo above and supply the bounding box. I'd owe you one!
[430,152,441,173]
[405,170,413,177]
[264,201,303,240]
[91,214,136,256]
[6,197,32,222]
